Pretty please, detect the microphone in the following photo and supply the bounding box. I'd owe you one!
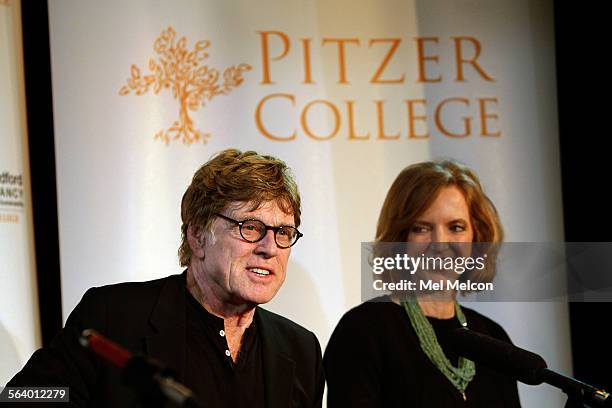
[445,327,546,385]
[446,328,612,407]
[79,329,201,408]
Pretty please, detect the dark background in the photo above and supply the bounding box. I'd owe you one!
[19,0,611,396]
[554,0,611,394]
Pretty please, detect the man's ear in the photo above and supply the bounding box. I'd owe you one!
[187,224,206,258]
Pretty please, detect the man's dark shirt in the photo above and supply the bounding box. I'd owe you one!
[186,290,265,408]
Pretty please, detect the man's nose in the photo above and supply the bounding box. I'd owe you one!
[255,229,279,257]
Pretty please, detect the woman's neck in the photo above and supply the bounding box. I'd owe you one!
[417,298,455,319]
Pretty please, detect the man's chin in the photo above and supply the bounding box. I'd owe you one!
[242,289,280,306]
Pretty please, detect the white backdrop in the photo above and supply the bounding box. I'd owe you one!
[0,0,41,386]
[48,0,569,405]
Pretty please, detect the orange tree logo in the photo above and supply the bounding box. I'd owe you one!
[119,27,251,145]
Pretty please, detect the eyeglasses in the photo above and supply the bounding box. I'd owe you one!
[215,213,303,248]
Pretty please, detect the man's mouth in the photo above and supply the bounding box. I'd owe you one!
[249,267,271,276]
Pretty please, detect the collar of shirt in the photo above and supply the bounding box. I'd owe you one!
[185,288,258,368]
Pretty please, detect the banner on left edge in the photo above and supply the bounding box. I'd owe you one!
[0,0,42,386]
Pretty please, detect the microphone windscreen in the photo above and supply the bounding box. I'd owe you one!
[80,329,131,368]
[446,328,547,385]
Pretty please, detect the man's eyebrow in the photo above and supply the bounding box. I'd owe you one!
[232,213,297,228]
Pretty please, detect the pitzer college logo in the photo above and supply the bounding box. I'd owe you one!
[119,27,251,145]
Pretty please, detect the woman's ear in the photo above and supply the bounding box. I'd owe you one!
[187,224,206,258]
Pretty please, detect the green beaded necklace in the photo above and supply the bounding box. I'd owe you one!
[402,299,475,399]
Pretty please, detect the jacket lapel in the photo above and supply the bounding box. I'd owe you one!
[144,273,187,381]
[257,308,297,408]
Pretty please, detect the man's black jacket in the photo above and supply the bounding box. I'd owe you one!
[8,273,324,407]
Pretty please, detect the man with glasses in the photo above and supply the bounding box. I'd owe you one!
[9,149,324,408]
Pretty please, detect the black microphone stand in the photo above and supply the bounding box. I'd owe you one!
[540,368,611,408]
[123,355,202,408]
[80,330,201,408]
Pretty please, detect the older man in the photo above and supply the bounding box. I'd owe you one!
[9,149,323,407]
